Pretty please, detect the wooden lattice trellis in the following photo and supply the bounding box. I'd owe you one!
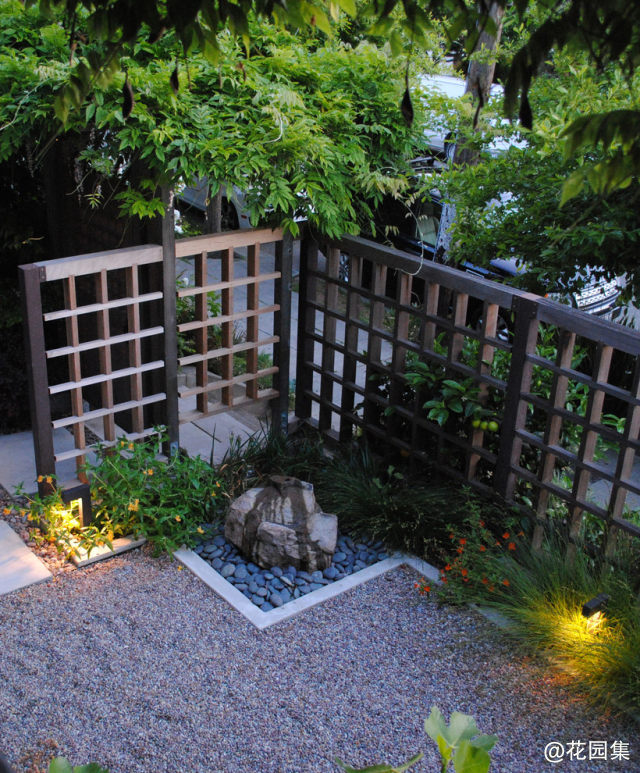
[296,232,640,556]
[20,245,166,484]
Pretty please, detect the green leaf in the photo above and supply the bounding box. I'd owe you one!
[559,170,584,207]
[49,759,73,773]
[453,740,492,773]
[334,755,423,773]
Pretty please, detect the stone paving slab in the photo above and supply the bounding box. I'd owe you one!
[0,521,51,596]
[0,429,97,496]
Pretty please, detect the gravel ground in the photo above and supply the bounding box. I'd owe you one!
[1,532,639,773]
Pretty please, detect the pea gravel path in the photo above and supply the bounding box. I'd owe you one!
[0,546,638,773]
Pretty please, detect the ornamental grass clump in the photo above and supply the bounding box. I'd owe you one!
[433,508,640,716]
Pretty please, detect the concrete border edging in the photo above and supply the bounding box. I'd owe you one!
[174,547,440,630]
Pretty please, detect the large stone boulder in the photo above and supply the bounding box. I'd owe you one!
[224,475,338,571]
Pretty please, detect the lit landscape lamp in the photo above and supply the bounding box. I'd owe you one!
[581,593,609,632]
[61,480,92,528]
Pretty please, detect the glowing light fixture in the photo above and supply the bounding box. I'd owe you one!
[61,481,92,527]
[581,593,609,632]
[582,593,610,618]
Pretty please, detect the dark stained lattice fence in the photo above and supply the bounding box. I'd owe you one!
[295,232,640,557]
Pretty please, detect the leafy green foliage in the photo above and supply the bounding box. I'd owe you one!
[336,707,497,773]
[312,445,486,559]
[49,759,109,773]
[13,429,226,557]
[0,4,425,239]
[86,429,225,554]
[441,52,640,299]
[424,707,497,773]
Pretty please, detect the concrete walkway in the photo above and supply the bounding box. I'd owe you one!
[0,521,51,596]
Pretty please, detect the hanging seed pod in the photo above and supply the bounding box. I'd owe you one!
[170,65,179,95]
[519,95,533,130]
[400,87,413,127]
[122,75,134,119]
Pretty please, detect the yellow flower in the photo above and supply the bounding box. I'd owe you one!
[175,515,181,522]
[19,509,26,517]
[128,443,134,451]
[37,475,44,483]
[215,481,221,488]
[2,507,10,515]
[128,499,140,512]
[211,491,217,497]
[196,526,204,534]
[147,468,154,476]
[177,565,183,571]
[45,476,53,484]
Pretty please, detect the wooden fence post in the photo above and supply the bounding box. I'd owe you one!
[295,231,318,424]
[494,295,540,504]
[273,232,293,434]
[161,186,179,454]
[19,263,56,495]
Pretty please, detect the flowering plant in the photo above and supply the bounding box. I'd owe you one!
[11,428,226,559]
[85,428,225,555]
[13,475,108,558]
[433,498,526,606]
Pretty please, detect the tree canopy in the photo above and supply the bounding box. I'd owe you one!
[439,49,640,302]
[0,0,430,239]
[28,0,640,201]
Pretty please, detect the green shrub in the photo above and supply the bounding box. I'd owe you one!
[336,706,497,773]
[16,429,225,558]
[86,429,225,554]
[313,445,506,561]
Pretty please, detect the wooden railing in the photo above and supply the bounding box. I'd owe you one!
[295,232,640,556]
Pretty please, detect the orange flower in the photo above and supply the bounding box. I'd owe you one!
[508,542,516,551]
[495,540,501,547]
[479,545,486,552]
[444,564,452,571]
[488,584,495,592]
[517,530,525,537]
[502,578,510,587]
[441,577,448,584]
[462,577,469,583]
[478,520,485,527]
[2,507,10,515]
[502,531,510,539]
[459,538,467,546]
[414,582,419,589]
[449,533,455,540]
[461,568,469,577]
[456,547,464,554]
[37,475,44,483]
[421,585,431,594]
[175,515,181,522]
[481,577,489,584]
